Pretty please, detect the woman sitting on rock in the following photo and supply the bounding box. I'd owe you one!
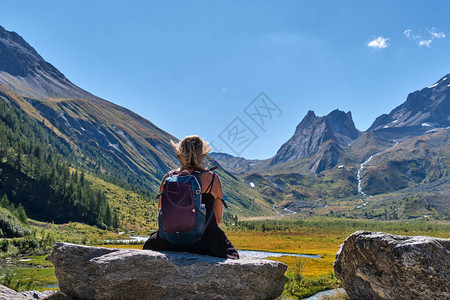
[143,135,239,259]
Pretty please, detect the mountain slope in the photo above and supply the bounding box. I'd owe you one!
[0,23,179,190]
[0,25,95,100]
[361,127,450,195]
[0,98,119,228]
[0,25,274,218]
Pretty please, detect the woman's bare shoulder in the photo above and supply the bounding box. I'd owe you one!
[199,170,220,182]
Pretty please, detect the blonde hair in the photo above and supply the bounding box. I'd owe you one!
[170,135,211,170]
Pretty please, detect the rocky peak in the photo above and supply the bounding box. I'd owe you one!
[270,109,360,172]
[326,109,360,140]
[295,110,316,129]
[432,73,450,88]
[369,73,450,131]
[0,25,62,78]
[0,25,92,99]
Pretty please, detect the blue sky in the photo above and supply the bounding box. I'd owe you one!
[1,1,449,159]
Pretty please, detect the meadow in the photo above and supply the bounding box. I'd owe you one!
[226,218,450,298]
[1,218,449,299]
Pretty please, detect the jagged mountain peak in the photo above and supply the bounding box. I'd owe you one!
[294,109,359,137]
[293,110,316,131]
[430,73,450,87]
[270,109,360,172]
[305,109,316,118]
[0,25,93,100]
[0,25,60,78]
[326,109,360,140]
[369,73,450,132]
[326,109,353,120]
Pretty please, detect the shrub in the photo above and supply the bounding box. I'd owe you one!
[12,237,40,254]
[0,207,31,238]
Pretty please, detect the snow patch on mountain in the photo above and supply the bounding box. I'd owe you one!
[59,112,68,123]
[118,129,145,159]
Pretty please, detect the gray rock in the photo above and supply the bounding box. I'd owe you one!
[1,284,24,300]
[49,242,288,300]
[21,290,58,300]
[334,231,450,300]
[42,291,71,300]
[0,284,57,300]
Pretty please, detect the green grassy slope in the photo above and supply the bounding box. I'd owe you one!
[1,84,276,224]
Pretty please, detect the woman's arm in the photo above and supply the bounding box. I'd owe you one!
[212,175,223,225]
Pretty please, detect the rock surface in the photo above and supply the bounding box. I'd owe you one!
[49,242,288,300]
[0,284,23,300]
[334,231,450,300]
[0,284,57,299]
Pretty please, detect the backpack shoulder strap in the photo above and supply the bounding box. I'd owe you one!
[203,172,229,208]
[167,169,179,177]
[205,173,215,194]
[156,170,178,199]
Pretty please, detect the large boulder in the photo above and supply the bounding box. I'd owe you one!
[0,284,23,300]
[0,284,57,299]
[49,243,288,300]
[334,231,450,300]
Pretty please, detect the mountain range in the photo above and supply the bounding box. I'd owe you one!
[0,25,272,228]
[0,25,448,224]
[211,74,450,219]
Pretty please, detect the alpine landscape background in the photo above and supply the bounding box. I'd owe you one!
[0,24,449,232]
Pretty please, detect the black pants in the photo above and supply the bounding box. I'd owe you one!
[143,226,239,259]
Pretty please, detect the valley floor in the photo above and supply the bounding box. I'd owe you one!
[1,218,449,299]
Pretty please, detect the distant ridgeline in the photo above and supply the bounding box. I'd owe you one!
[1,23,449,225]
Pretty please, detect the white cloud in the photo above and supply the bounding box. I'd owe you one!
[367,36,390,49]
[429,28,446,39]
[403,29,412,38]
[419,40,432,47]
[403,28,445,47]
[403,29,422,40]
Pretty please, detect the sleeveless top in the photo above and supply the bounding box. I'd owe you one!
[143,169,239,259]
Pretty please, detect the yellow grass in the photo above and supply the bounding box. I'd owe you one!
[227,231,343,277]
[102,244,143,250]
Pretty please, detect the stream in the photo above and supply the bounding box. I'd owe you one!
[238,250,320,259]
[105,235,148,243]
[303,288,346,300]
[357,141,399,199]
